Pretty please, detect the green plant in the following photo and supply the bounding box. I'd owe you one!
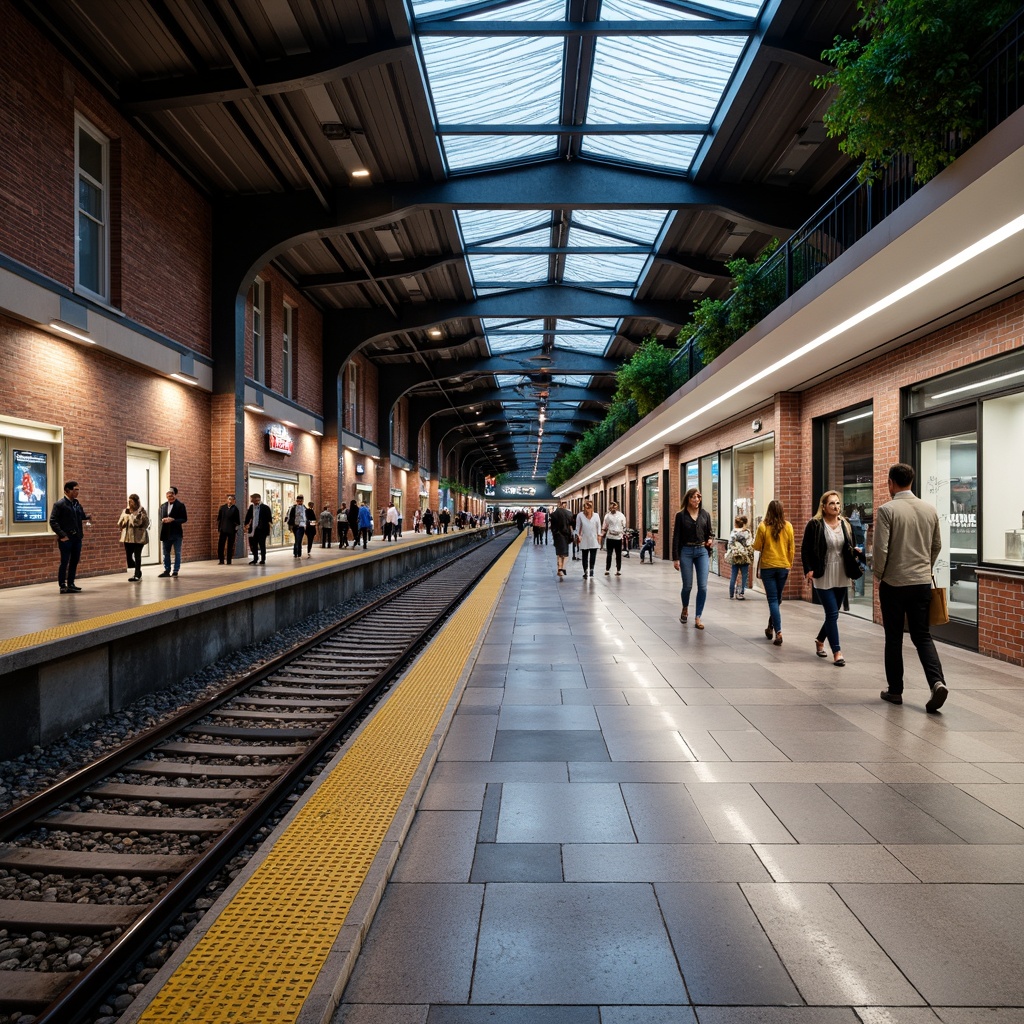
[814,0,1019,184]
[613,336,677,418]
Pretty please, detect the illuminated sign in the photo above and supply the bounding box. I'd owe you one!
[266,424,294,456]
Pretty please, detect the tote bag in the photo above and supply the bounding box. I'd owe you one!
[929,575,949,626]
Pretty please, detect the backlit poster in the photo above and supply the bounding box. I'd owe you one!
[13,449,47,522]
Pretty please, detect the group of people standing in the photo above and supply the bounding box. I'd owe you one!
[665,463,949,711]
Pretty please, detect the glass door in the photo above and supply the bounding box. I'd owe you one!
[126,450,162,564]
[914,406,978,648]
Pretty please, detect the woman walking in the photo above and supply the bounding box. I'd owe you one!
[117,493,150,582]
[574,501,601,579]
[752,500,794,645]
[726,514,754,599]
[801,490,858,666]
[671,487,714,629]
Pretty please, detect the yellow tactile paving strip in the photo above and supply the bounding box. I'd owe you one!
[136,533,524,1024]
[0,545,397,657]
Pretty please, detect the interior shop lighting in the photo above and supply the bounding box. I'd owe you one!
[564,210,1024,493]
[930,367,1024,401]
[170,371,199,385]
[48,320,94,343]
[836,410,873,425]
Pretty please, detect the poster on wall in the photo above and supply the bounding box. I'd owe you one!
[13,449,47,522]
[485,475,496,497]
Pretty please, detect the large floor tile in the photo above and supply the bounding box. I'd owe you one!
[886,844,1024,882]
[496,782,635,842]
[889,783,1024,842]
[620,782,716,843]
[490,729,610,762]
[954,783,1024,826]
[752,783,875,844]
[497,705,600,731]
[834,884,1024,1005]
[563,843,771,882]
[752,843,918,882]
[472,883,687,1004]
[742,883,923,1005]
[469,843,562,882]
[684,783,795,844]
[656,882,800,1005]
[820,784,971,844]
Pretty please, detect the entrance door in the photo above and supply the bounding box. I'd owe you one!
[126,450,161,563]
[914,406,978,648]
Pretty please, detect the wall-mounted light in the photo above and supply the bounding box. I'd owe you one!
[48,320,94,344]
[428,328,443,339]
[245,403,264,413]
[310,429,323,437]
[170,371,199,386]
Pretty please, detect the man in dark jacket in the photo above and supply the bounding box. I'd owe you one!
[216,493,241,564]
[244,493,273,564]
[158,487,188,577]
[48,480,91,593]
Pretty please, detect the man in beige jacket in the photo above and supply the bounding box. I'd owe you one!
[873,462,948,712]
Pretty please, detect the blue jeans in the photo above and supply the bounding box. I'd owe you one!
[729,562,749,596]
[678,545,709,617]
[760,567,789,635]
[162,534,182,573]
[58,535,82,587]
[292,528,305,557]
[814,585,847,655]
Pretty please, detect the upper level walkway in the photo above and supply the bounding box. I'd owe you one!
[334,539,1024,1023]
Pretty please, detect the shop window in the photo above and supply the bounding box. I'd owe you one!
[732,436,774,530]
[282,303,294,400]
[0,418,63,537]
[982,391,1024,567]
[75,115,109,302]
[252,278,265,384]
[643,472,659,535]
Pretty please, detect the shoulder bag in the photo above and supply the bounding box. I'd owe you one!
[929,575,949,626]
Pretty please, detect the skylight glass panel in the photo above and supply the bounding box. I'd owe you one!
[581,132,701,173]
[487,334,540,353]
[599,0,703,20]
[467,253,549,284]
[477,227,552,250]
[552,375,592,387]
[572,209,668,245]
[457,210,549,244]
[563,251,649,286]
[552,319,616,354]
[419,36,562,126]
[458,0,567,19]
[485,318,546,353]
[587,35,744,125]
[496,374,530,388]
[443,134,557,172]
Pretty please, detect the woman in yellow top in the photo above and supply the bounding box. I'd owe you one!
[752,499,795,646]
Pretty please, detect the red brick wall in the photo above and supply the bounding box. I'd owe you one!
[0,317,211,587]
[1,1,212,353]
[978,574,1024,664]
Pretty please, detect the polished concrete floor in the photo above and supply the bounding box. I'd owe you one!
[335,541,1024,1024]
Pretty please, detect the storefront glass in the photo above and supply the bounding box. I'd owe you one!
[643,473,660,536]
[982,391,1024,567]
[731,436,774,530]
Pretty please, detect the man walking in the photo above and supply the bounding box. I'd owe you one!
[216,493,241,564]
[601,500,627,576]
[874,462,949,712]
[286,494,307,558]
[49,480,91,592]
[385,501,399,541]
[357,501,373,548]
[244,493,273,564]
[550,499,574,578]
[158,487,188,577]
[319,505,334,547]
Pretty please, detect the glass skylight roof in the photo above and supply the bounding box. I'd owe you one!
[411,0,764,175]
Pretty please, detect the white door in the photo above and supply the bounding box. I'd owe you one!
[127,451,161,563]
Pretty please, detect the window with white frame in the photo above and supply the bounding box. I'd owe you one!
[75,115,109,301]
[346,362,359,434]
[282,303,294,400]
[252,278,265,383]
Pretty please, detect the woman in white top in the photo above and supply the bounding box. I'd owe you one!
[574,501,601,579]
[800,490,857,666]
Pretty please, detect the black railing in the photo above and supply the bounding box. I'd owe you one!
[670,5,1024,378]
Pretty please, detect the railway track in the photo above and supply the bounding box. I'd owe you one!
[0,530,515,1023]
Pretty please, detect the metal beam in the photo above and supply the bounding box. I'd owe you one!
[415,19,755,36]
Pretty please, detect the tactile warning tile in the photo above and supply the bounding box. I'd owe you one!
[136,533,524,1024]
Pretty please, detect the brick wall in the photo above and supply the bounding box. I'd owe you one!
[1,0,212,353]
[978,574,1024,664]
[0,317,211,587]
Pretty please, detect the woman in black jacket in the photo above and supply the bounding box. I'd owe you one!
[801,490,858,666]
[671,487,715,629]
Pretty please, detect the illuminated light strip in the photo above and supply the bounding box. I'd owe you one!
[836,410,873,425]
[560,211,1024,493]
[931,367,1024,401]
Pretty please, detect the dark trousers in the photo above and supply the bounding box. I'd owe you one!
[581,548,597,574]
[321,527,332,547]
[249,535,266,562]
[360,526,371,547]
[58,535,82,587]
[124,542,143,577]
[338,523,349,546]
[217,531,236,563]
[292,528,304,557]
[384,523,393,542]
[605,538,622,572]
[306,526,316,553]
[878,581,945,693]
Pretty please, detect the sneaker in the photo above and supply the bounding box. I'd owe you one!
[880,690,903,705]
[615,571,621,576]
[171,571,178,577]
[605,571,610,576]
[66,585,82,592]
[925,683,948,713]
[736,594,745,601]
[158,571,170,577]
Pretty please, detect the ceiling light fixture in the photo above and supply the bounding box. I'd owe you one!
[48,320,94,343]
[351,168,370,178]
[170,371,199,386]
[836,410,873,425]
[245,404,264,413]
[565,211,1024,492]
[931,367,1024,401]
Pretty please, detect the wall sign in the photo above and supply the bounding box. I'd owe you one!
[266,424,294,456]
[13,449,47,522]
[355,462,365,475]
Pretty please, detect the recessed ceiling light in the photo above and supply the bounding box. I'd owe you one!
[351,168,370,178]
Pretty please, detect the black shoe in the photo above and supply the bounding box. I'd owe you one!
[171,571,178,577]
[260,559,266,564]
[218,560,225,564]
[66,585,82,592]
[926,683,948,713]
[59,586,69,593]
[158,571,170,577]
[880,690,903,705]
[249,560,258,565]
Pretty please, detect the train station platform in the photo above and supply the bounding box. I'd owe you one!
[124,537,1024,1024]
[0,527,489,757]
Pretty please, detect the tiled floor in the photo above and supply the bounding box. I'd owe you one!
[335,541,1024,1024]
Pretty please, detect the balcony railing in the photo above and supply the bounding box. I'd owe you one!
[670,4,1024,381]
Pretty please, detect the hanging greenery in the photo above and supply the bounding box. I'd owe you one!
[814,0,1019,184]
[612,336,678,418]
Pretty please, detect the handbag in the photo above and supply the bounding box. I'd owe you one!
[842,539,863,581]
[929,576,949,626]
